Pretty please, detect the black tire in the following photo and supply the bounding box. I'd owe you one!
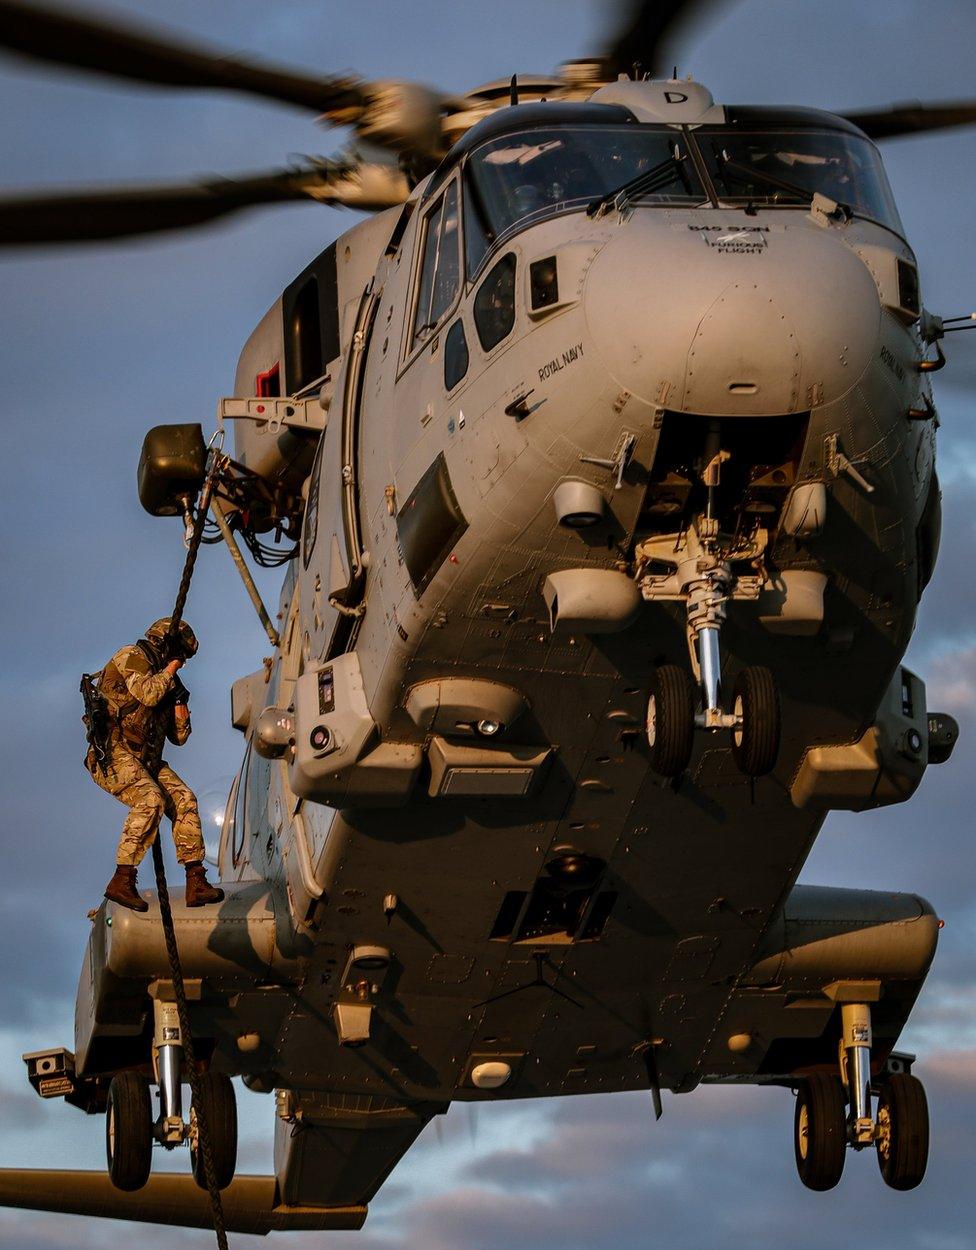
[794,1073,847,1191]
[646,665,695,777]
[876,1074,929,1190]
[731,665,781,777]
[191,1073,238,1191]
[105,1071,153,1192]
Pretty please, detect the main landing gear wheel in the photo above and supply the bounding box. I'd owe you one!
[731,665,781,777]
[794,1073,847,1191]
[646,665,695,777]
[190,1072,238,1191]
[105,1071,153,1192]
[876,1074,929,1190]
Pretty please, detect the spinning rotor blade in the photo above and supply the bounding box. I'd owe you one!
[843,100,976,141]
[0,0,365,116]
[0,162,409,246]
[602,0,729,78]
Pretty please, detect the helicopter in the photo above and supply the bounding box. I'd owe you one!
[2,0,975,1237]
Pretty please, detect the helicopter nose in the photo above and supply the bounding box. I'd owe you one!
[583,215,882,415]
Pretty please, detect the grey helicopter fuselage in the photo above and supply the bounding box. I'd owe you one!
[55,79,946,1216]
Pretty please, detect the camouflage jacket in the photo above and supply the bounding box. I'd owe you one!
[99,641,191,758]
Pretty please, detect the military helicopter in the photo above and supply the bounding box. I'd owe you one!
[2,0,975,1237]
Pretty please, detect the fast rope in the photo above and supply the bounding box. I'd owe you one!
[144,443,229,1250]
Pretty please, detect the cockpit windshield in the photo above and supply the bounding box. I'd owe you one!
[464,126,705,274]
[460,120,904,276]
[696,129,903,234]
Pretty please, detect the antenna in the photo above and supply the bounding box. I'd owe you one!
[942,312,976,333]
[509,73,518,107]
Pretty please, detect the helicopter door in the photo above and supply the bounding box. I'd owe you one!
[300,279,380,662]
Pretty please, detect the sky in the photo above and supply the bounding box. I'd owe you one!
[0,1,975,1247]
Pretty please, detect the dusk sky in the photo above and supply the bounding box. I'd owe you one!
[1,2,975,1247]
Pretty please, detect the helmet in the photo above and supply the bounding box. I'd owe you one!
[145,617,198,658]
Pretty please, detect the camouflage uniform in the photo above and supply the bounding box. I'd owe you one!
[87,623,205,868]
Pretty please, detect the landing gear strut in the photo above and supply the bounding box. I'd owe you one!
[793,1001,929,1192]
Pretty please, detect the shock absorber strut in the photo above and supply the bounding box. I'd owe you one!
[842,1002,876,1147]
[152,994,186,1147]
[687,552,734,729]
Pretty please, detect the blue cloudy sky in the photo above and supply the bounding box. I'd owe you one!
[0,1,975,1247]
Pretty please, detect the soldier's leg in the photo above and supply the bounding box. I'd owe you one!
[89,750,164,911]
[90,751,166,866]
[156,763,205,864]
[157,763,224,907]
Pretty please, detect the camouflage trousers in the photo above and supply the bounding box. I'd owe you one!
[87,746,205,867]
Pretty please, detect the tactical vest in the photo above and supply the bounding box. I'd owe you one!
[99,640,165,755]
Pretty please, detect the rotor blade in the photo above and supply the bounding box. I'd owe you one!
[0,162,409,247]
[602,0,728,78]
[0,1169,364,1233]
[843,100,976,141]
[0,0,365,116]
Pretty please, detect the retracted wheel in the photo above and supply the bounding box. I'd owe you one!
[876,1073,929,1190]
[105,1071,153,1192]
[731,665,781,777]
[794,1073,847,1191]
[646,665,695,777]
[190,1072,238,1191]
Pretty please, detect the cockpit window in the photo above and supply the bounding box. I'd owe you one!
[412,180,461,347]
[697,129,903,234]
[464,126,704,275]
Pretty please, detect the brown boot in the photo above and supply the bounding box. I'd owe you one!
[104,864,148,913]
[184,861,224,907]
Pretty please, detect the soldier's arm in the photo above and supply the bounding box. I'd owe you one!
[116,646,175,707]
[168,695,192,745]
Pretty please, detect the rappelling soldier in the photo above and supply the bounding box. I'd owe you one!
[85,617,224,912]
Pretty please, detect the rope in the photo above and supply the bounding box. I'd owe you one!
[145,449,229,1250]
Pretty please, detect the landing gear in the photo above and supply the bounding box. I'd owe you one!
[103,995,239,1193]
[792,999,930,1193]
[730,666,781,777]
[794,1073,847,1191]
[106,1071,153,1191]
[876,1074,929,1190]
[633,417,799,778]
[646,665,695,777]
[644,656,781,780]
[190,1072,238,1191]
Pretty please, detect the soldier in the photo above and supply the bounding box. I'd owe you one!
[86,617,224,912]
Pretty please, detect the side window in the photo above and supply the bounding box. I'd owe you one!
[444,320,469,392]
[412,182,461,348]
[463,174,492,277]
[474,252,517,352]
